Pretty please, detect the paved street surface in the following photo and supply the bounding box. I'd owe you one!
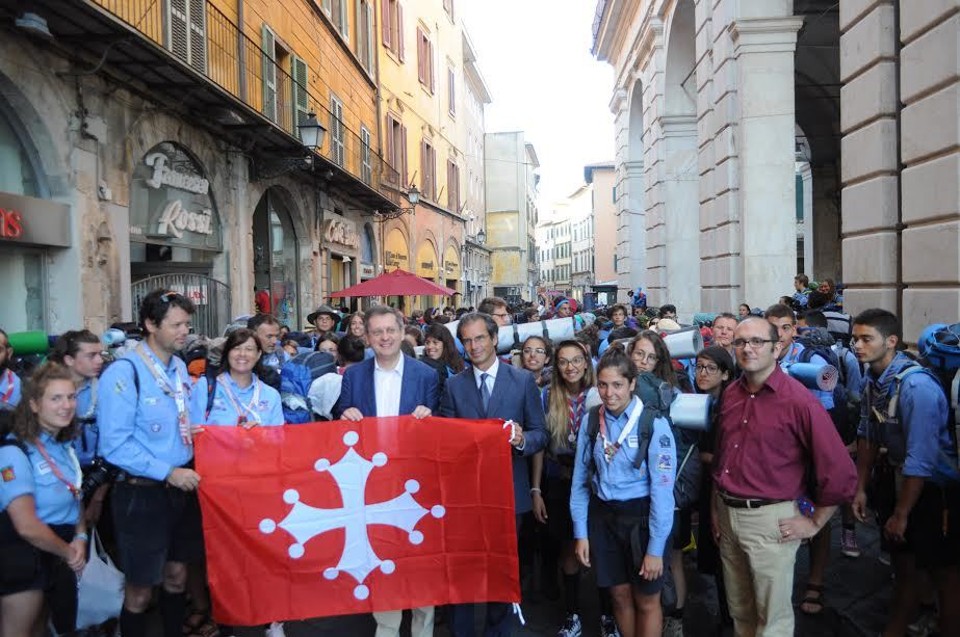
[269,514,893,637]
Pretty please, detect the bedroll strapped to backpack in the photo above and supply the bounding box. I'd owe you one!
[280,351,337,423]
[583,372,702,509]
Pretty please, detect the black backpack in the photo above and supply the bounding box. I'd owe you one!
[794,329,856,444]
[583,372,702,510]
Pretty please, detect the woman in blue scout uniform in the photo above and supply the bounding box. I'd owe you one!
[190,328,284,427]
[531,340,604,637]
[97,289,203,637]
[0,328,22,411]
[570,348,676,637]
[0,363,87,636]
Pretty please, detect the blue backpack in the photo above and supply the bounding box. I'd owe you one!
[279,351,337,423]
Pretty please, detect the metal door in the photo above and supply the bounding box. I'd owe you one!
[131,273,231,337]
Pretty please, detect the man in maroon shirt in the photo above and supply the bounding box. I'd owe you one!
[710,317,856,637]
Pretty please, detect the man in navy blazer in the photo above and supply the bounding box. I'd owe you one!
[440,312,548,637]
[331,305,438,637]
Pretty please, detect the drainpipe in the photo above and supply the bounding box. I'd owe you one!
[893,0,903,321]
[237,0,246,102]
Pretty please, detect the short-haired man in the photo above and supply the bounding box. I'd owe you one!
[851,309,960,637]
[440,312,548,636]
[712,317,856,636]
[332,305,439,637]
[793,274,810,309]
[712,313,739,356]
[659,304,677,321]
[97,290,202,637]
[478,297,512,327]
[0,328,21,411]
[306,304,341,338]
[247,313,285,391]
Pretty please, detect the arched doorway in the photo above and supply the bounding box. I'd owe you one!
[416,238,439,311]
[253,188,301,328]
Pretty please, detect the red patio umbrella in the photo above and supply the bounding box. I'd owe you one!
[328,268,457,297]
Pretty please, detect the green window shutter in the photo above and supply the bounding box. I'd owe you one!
[261,24,277,123]
[292,55,309,138]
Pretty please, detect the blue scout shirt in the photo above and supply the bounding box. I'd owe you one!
[569,397,677,557]
[858,353,960,485]
[0,369,21,411]
[0,433,81,526]
[73,378,99,468]
[781,342,834,410]
[97,346,193,482]
[190,374,284,426]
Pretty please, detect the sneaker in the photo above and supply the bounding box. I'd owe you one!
[600,614,621,637]
[663,616,684,637]
[879,551,891,566]
[907,606,939,636]
[840,527,861,558]
[557,613,582,637]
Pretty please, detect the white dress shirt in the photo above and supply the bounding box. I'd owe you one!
[472,357,500,398]
[374,354,405,417]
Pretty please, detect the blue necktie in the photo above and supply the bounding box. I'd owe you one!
[479,373,491,414]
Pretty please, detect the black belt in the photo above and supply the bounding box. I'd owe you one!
[719,492,787,509]
[117,475,166,487]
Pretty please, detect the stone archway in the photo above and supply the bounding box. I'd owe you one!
[660,0,700,314]
[621,79,646,297]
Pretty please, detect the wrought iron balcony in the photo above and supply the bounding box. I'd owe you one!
[3,0,400,210]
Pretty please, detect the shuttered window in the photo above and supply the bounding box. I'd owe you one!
[330,95,345,167]
[417,27,434,93]
[385,114,407,186]
[166,0,206,72]
[447,65,455,116]
[381,0,404,60]
[358,0,374,72]
[291,56,309,139]
[261,25,277,123]
[360,126,372,185]
[421,140,436,201]
[446,160,459,212]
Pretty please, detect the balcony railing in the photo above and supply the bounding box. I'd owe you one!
[89,0,400,200]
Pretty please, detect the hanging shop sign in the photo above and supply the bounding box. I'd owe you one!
[0,191,71,247]
[323,217,360,251]
[129,142,222,251]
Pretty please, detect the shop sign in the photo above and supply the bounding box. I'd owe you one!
[416,241,438,279]
[130,142,222,251]
[384,228,409,272]
[0,191,71,247]
[360,263,375,279]
[444,244,461,279]
[323,218,360,251]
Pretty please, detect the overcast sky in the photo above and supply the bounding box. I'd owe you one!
[458,0,616,208]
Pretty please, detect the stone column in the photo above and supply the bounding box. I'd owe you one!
[660,115,700,316]
[730,17,804,307]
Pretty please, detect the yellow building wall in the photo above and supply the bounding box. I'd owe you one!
[491,251,523,287]
[378,1,462,209]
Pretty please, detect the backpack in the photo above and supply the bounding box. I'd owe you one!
[885,363,960,474]
[823,311,852,348]
[583,372,702,510]
[794,330,856,444]
[279,352,337,423]
[914,323,960,464]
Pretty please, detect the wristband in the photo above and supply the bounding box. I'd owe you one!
[73,532,89,542]
[529,488,542,495]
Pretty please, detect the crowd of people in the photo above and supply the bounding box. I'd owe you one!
[0,277,958,637]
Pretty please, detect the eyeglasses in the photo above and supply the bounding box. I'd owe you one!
[522,347,546,356]
[732,338,777,349]
[159,291,185,304]
[632,352,658,364]
[557,356,586,368]
[493,312,510,319]
[695,364,720,374]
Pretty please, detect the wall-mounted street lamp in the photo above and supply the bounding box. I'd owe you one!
[377,184,421,220]
[298,112,327,152]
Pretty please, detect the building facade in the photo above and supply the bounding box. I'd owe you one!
[377,0,471,312]
[0,0,397,335]
[485,131,539,304]
[585,162,619,296]
[593,0,842,320]
[569,184,595,303]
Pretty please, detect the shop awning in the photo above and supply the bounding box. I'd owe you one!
[329,269,456,298]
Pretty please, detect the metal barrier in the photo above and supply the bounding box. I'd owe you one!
[131,273,232,337]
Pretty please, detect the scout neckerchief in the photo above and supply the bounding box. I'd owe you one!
[77,378,98,420]
[34,435,82,500]
[217,373,262,425]
[598,396,642,463]
[1,369,15,405]
[136,343,191,445]
[567,390,588,444]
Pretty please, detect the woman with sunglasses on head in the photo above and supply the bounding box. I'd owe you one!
[692,346,736,633]
[530,341,609,637]
[189,328,284,427]
[570,348,677,637]
[520,335,553,388]
[0,363,87,637]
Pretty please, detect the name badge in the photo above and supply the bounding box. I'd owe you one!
[627,435,638,448]
[36,460,52,475]
[144,397,158,406]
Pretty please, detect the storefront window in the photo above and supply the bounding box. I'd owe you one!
[0,248,44,331]
[254,189,300,329]
[0,111,39,197]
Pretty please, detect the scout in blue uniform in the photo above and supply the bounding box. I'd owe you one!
[0,328,22,411]
[0,363,87,636]
[96,290,202,637]
[50,330,105,469]
[570,348,676,637]
[190,328,284,427]
[851,309,960,637]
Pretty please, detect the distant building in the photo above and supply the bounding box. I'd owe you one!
[585,163,619,299]
[484,132,539,304]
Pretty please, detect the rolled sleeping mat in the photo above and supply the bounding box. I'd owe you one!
[787,362,839,392]
[446,313,597,354]
[660,326,704,360]
[7,331,53,356]
[102,328,128,348]
[670,393,713,431]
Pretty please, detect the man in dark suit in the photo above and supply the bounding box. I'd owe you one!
[331,305,438,637]
[440,312,548,637]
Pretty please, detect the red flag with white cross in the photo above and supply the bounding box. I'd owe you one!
[194,417,519,625]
